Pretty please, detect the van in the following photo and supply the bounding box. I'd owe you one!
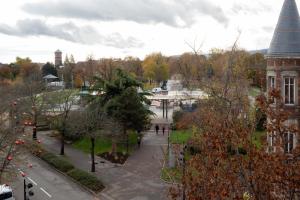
[0,185,14,200]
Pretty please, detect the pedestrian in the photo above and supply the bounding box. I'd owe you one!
[137,135,141,148]
[155,124,159,135]
[162,126,165,135]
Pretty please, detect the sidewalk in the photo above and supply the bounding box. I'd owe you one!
[37,121,170,200]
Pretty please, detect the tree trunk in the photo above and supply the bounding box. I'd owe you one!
[112,138,117,156]
[32,113,37,140]
[90,137,95,172]
[60,129,65,155]
[124,128,128,154]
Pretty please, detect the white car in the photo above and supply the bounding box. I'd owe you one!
[0,185,14,200]
[152,88,162,93]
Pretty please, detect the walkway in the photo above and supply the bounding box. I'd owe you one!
[37,120,169,200]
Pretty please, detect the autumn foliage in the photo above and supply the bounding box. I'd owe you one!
[170,47,299,199]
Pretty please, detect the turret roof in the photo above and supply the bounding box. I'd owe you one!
[267,0,300,58]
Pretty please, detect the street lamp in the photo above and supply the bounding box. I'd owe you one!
[167,128,170,152]
[181,145,187,200]
[21,173,34,200]
[32,106,37,140]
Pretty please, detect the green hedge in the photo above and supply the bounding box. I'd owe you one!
[67,169,104,192]
[38,151,74,173]
[39,152,57,161]
[25,141,104,193]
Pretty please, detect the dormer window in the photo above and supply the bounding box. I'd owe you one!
[284,77,295,105]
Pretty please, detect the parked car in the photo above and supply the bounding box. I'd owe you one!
[0,185,14,200]
[152,87,162,93]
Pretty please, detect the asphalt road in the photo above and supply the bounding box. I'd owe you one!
[12,155,96,200]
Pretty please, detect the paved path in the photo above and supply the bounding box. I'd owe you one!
[37,120,170,200]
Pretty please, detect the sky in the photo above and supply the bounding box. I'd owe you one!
[0,0,291,63]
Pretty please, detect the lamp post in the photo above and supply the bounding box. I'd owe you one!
[182,145,187,200]
[22,173,34,200]
[23,179,26,200]
[32,106,37,140]
[167,127,170,152]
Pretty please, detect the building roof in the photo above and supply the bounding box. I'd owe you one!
[43,74,59,79]
[55,49,62,53]
[267,0,300,58]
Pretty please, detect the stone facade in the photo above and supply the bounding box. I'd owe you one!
[266,0,300,153]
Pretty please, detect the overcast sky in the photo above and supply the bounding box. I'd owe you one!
[0,0,291,63]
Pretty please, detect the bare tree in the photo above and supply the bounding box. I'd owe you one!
[17,71,47,140]
[0,87,26,184]
[47,90,78,155]
[66,105,117,172]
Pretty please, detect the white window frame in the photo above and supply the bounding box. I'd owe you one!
[268,132,276,153]
[269,76,276,89]
[284,132,294,153]
[284,77,295,105]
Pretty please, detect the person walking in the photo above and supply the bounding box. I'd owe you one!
[155,124,159,135]
[137,135,141,148]
[162,126,165,135]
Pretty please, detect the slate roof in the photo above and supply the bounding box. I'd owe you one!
[267,0,300,58]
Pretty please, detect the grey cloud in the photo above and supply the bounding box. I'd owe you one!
[22,0,229,27]
[232,2,272,15]
[262,26,274,33]
[0,19,144,48]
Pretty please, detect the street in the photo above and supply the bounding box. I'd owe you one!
[12,155,96,200]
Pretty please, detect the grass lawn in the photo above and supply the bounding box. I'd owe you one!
[170,130,192,144]
[252,130,266,148]
[249,87,262,98]
[161,167,182,183]
[73,132,138,155]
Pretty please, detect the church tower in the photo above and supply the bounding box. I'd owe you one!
[266,0,300,153]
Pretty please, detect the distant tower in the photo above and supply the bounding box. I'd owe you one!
[266,0,300,153]
[55,50,62,67]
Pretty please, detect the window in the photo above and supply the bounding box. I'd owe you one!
[268,132,276,153]
[284,132,294,153]
[268,76,276,103]
[284,77,295,105]
[269,76,276,89]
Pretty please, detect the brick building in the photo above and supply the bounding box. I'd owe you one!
[55,49,62,67]
[266,0,300,153]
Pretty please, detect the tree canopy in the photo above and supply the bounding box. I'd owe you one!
[142,53,169,84]
[42,62,57,77]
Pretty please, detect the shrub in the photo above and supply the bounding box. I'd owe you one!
[67,169,104,192]
[47,157,74,173]
[38,151,74,173]
[172,110,185,130]
[39,152,57,161]
[25,142,104,193]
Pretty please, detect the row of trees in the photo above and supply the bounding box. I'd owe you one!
[0,51,266,91]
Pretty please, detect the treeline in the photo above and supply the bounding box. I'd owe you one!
[0,50,266,89]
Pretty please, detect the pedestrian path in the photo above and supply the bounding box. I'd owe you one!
[37,121,170,200]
